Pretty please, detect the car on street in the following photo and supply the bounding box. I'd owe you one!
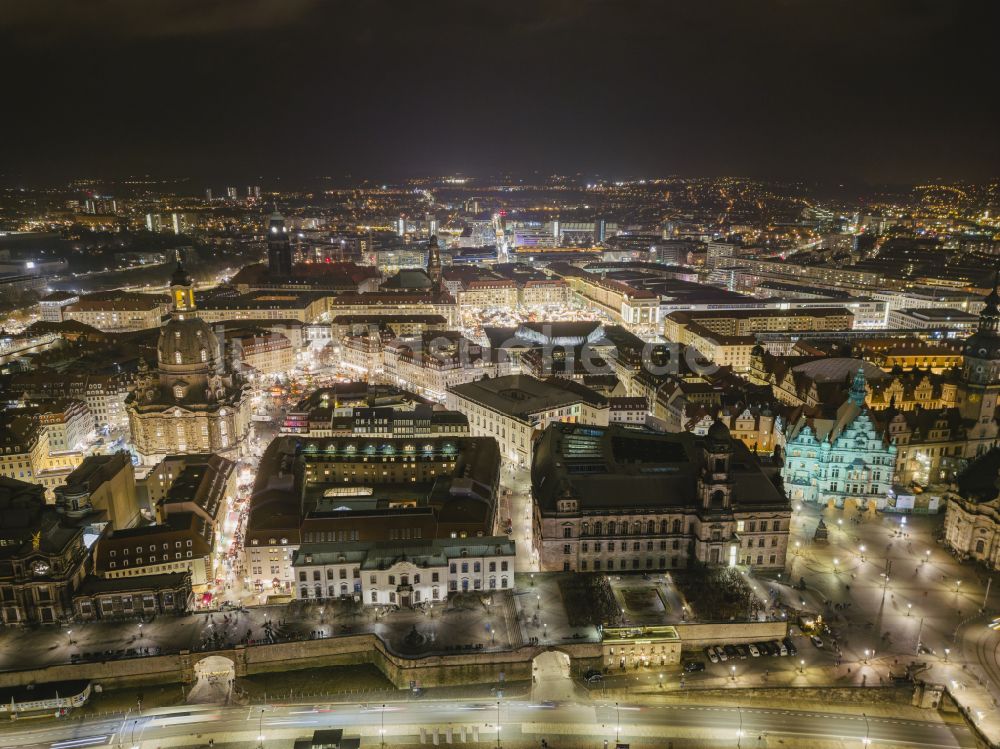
[723,645,738,660]
[747,644,760,657]
[781,637,797,656]
[734,644,749,659]
[715,646,728,661]
[584,669,603,683]
[757,641,775,656]
[704,647,719,663]
[683,660,706,672]
[811,635,824,648]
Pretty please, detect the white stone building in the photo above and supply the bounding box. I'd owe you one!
[291,537,516,605]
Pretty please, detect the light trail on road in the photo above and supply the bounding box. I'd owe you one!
[1,697,974,749]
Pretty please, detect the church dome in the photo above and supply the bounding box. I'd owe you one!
[792,357,885,384]
[707,419,731,443]
[158,316,220,371]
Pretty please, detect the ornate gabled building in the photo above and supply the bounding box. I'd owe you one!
[782,368,896,511]
[776,280,1000,515]
[685,402,785,456]
[126,262,251,464]
[874,406,998,491]
[750,344,957,413]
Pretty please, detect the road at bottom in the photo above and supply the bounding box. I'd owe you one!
[2,698,975,749]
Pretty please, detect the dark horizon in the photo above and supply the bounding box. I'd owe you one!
[2,0,999,185]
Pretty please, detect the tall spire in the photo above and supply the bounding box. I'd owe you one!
[169,253,195,313]
[849,366,867,407]
[427,234,442,288]
[979,269,1000,334]
[267,210,292,276]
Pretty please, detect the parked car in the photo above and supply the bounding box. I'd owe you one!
[683,660,706,673]
[584,669,604,683]
[747,644,760,657]
[704,647,719,663]
[734,644,749,659]
[723,645,738,660]
[715,646,728,662]
[811,635,824,648]
[781,637,796,656]
[756,641,775,656]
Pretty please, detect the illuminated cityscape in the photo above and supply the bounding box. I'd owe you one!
[1,3,999,749]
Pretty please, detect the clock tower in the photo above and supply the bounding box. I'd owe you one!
[958,274,1000,422]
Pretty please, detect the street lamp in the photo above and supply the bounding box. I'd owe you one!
[799,659,804,674]
[615,702,621,744]
[907,603,912,616]
[658,673,663,689]
[730,665,736,681]
[944,648,950,662]
[380,703,386,749]
[955,580,962,594]
[862,712,871,746]
[496,700,502,749]
[863,649,870,664]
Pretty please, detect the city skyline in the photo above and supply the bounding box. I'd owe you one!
[2,4,1000,748]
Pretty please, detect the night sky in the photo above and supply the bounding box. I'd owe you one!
[2,0,998,184]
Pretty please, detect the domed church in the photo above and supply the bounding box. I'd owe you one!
[127,261,251,464]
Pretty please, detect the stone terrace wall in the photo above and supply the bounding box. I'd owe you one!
[0,652,185,689]
[675,621,788,649]
[0,638,604,691]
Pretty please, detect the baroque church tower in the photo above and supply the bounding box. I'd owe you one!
[126,260,252,464]
[958,275,1000,423]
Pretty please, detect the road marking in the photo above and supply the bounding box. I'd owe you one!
[50,737,108,749]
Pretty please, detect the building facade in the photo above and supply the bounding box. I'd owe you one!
[126,262,251,464]
[943,448,1000,569]
[0,478,91,625]
[448,374,610,468]
[532,422,791,573]
[291,537,516,606]
[782,369,896,511]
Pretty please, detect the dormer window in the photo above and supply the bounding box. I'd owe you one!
[200,349,208,362]
[174,351,182,364]
[173,384,185,400]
